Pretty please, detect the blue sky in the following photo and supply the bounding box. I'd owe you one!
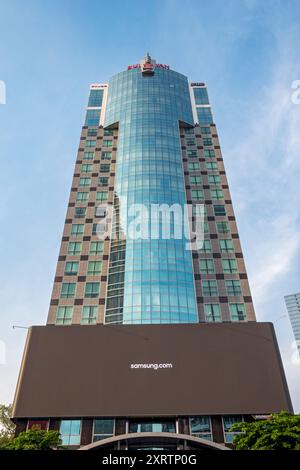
[0,0,300,411]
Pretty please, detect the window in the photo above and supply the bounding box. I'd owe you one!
[129,420,176,433]
[93,418,114,442]
[214,205,226,216]
[60,283,76,299]
[79,177,91,187]
[222,259,238,274]
[96,191,108,202]
[205,304,221,322]
[85,282,100,298]
[191,189,204,200]
[230,303,246,321]
[188,162,200,172]
[90,241,104,255]
[100,164,110,173]
[87,129,97,137]
[81,163,92,173]
[197,107,213,124]
[190,175,202,185]
[190,416,212,441]
[60,419,81,446]
[56,306,73,325]
[71,224,84,236]
[204,149,215,158]
[83,151,94,160]
[87,261,102,276]
[104,129,114,136]
[193,87,209,105]
[199,259,215,274]
[203,138,213,146]
[202,280,218,297]
[102,139,113,147]
[88,89,103,107]
[217,221,229,234]
[27,420,49,431]
[208,175,220,185]
[187,150,197,158]
[64,262,79,276]
[219,239,234,252]
[200,240,212,253]
[74,207,86,219]
[85,109,100,127]
[225,280,242,296]
[76,191,89,203]
[223,416,243,443]
[192,204,206,217]
[81,306,98,325]
[85,140,96,148]
[98,176,109,186]
[101,151,112,160]
[200,126,211,134]
[206,162,217,170]
[68,242,82,255]
[186,138,196,146]
[185,127,194,135]
[95,206,106,218]
[211,189,223,200]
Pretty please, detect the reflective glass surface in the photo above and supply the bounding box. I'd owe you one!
[104,66,198,324]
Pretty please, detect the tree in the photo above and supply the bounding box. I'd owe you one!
[2,429,62,450]
[0,404,15,448]
[231,412,300,450]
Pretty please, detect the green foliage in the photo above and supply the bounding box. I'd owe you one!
[0,404,15,435]
[231,412,300,450]
[2,429,62,450]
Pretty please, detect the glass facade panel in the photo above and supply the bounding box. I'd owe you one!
[193,87,209,105]
[88,89,103,107]
[104,66,198,324]
[85,109,100,126]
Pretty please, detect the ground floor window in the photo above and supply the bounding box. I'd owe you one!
[128,419,176,433]
[27,419,49,431]
[222,415,243,443]
[93,418,115,442]
[189,416,212,440]
[60,419,81,446]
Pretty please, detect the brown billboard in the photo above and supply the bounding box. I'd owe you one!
[12,322,292,418]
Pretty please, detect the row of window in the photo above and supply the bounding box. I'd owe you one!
[66,240,104,258]
[85,128,114,137]
[184,126,211,136]
[68,221,232,240]
[185,137,214,147]
[199,258,238,274]
[55,302,246,325]
[31,415,242,446]
[202,279,242,296]
[188,162,218,176]
[56,305,98,325]
[75,189,226,204]
[205,303,246,321]
[82,151,112,160]
[186,149,216,159]
[73,206,107,219]
[78,176,109,186]
[84,139,113,148]
[80,163,111,173]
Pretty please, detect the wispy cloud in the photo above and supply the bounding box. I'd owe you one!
[227,29,300,310]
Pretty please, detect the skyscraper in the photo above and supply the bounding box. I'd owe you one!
[284,293,300,355]
[12,55,292,450]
